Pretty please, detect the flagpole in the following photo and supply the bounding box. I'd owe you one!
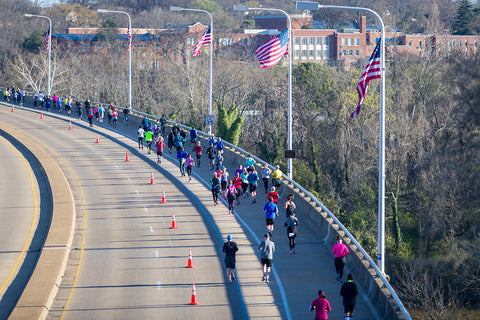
[24,14,52,96]
[234,5,293,180]
[97,9,132,109]
[295,1,386,275]
[170,7,214,136]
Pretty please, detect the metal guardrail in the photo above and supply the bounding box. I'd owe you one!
[1,86,411,320]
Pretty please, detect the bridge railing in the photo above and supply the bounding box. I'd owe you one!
[1,87,411,320]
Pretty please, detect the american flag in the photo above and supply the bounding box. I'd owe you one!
[127,26,132,52]
[255,28,290,69]
[44,27,50,52]
[351,41,381,118]
[193,26,211,56]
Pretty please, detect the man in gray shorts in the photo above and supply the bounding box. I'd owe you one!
[223,234,238,284]
[258,233,275,283]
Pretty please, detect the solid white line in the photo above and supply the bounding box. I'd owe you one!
[144,206,148,212]
[115,165,119,169]
[136,190,139,195]
[157,280,161,291]
[149,226,154,233]
[127,176,131,181]
[155,250,159,258]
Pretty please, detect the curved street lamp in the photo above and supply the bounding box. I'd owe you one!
[97,9,132,109]
[170,6,214,136]
[24,13,52,96]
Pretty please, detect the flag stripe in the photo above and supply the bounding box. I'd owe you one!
[127,27,132,52]
[351,41,381,118]
[255,28,289,69]
[193,26,211,56]
[44,27,50,52]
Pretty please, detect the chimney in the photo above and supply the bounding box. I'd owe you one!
[360,16,366,34]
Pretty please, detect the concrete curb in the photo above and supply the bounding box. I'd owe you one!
[1,122,76,320]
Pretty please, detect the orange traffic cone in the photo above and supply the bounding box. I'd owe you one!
[11,106,14,112]
[169,213,178,229]
[185,249,195,268]
[188,283,199,305]
[95,134,99,143]
[161,189,167,203]
[125,150,129,162]
[40,112,43,119]
[150,172,155,184]
[68,121,72,130]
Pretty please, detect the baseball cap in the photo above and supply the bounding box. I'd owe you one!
[264,233,270,238]
[227,234,232,240]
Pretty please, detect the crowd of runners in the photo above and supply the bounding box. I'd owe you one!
[5,91,359,320]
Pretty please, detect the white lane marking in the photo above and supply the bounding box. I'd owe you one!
[155,250,159,258]
[48,125,53,128]
[169,238,173,247]
[115,165,119,169]
[157,281,161,291]
[75,139,80,142]
[88,145,94,149]
[127,176,131,181]
[136,190,139,195]
[149,226,154,233]
[144,206,148,212]
[102,155,107,159]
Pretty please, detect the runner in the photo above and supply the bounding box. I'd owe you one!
[98,104,105,123]
[332,235,350,283]
[258,233,275,284]
[177,147,188,177]
[220,167,229,199]
[155,136,166,164]
[263,197,278,236]
[159,114,167,136]
[261,163,272,193]
[309,290,331,320]
[272,165,283,189]
[167,130,175,153]
[123,106,130,125]
[190,126,198,150]
[210,173,221,206]
[87,106,94,127]
[284,212,298,254]
[247,168,259,203]
[245,153,256,173]
[226,180,236,214]
[216,137,224,154]
[340,274,358,320]
[137,126,145,149]
[185,153,195,183]
[206,143,216,170]
[233,172,243,205]
[145,129,154,154]
[240,168,249,199]
[174,131,184,153]
[112,107,118,128]
[192,141,203,167]
[215,150,224,169]
[266,186,280,204]
[285,194,297,218]
[223,235,238,284]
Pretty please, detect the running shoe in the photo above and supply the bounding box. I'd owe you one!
[262,275,266,281]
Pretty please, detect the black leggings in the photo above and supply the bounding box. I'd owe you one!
[335,256,346,280]
[212,188,219,203]
[263,178,269,192]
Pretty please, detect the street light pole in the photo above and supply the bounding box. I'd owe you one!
[170,6,214,136]
[25,13,52,96]
[97,9,132,109]
[296,1,386,274]
[234,5,293,180]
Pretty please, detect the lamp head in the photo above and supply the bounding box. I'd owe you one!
[170,6,183,12]
[24,13,33,17]
[295,1,320,10]
[97,9,110,13]
[233,5,249,12]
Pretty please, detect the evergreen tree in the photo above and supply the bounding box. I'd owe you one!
[216,101,244,145]
[451,0,474,35]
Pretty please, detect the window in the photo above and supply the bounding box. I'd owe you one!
[134,43,146,48]
[302,37,307,45]
[309,49,315,58]
[294,37,300,45]
[459,40,462,49]
[342,49,347,56]
[294,49,300,59]
[355,49,359,56]
[309,37,315,45]
[219,37,233,46]
[186,37,195,45]
[341,38,347,46]
[316,49,322,59]
[419,40,422,48]
[139,62,147,69]
[316,37,322,45]
[348,49,353,56]
[349,38,353,46]
[324,37,329,47]
[301,49,307,58]
[247,38,252,46]
[408,40,412,46]
[179,43,184,49]
[355,38,360,46]
[153,61,161,69]
[324,49,328,59]
[238,38,243,46]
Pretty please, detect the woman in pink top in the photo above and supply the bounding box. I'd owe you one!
[185,153,195,183]
[332,235,349,283]
[226,180,236,214]
[310,290,331,320]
